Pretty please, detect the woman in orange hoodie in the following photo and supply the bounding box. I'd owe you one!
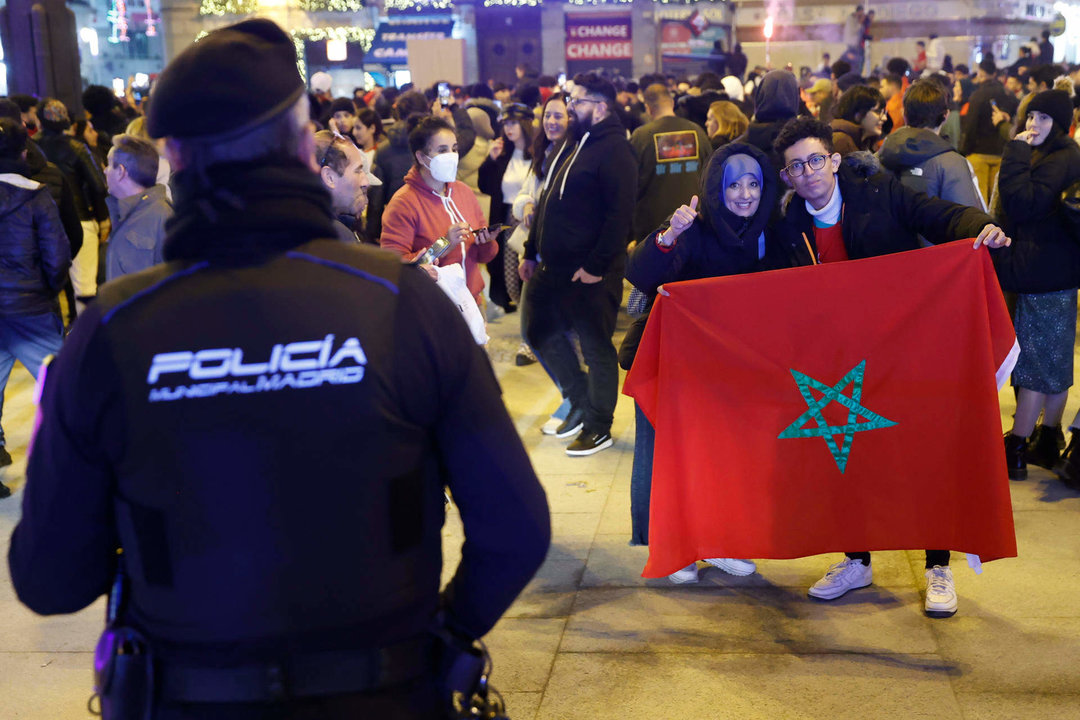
[380,115,498,304]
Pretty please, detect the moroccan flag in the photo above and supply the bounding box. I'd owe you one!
[623,242,1019,578]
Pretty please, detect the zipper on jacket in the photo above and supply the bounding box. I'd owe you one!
[801,232,819,265]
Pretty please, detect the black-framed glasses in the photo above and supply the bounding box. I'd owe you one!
[783,153,831,177]
[568,97,600,108]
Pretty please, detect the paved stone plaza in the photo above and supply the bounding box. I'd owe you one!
[1,304,1079,719]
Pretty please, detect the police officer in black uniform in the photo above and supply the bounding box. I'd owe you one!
[8,19,550,719]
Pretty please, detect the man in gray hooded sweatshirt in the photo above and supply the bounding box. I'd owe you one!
[877,78,986,227]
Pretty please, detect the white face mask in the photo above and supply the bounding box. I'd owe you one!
[425,152,459,183]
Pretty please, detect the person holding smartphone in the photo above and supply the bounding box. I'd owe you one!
[380,115,498,306]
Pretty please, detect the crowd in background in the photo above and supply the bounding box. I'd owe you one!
[1,23,1080,617]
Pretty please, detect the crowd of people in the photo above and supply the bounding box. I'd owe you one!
[1,14,1080,715]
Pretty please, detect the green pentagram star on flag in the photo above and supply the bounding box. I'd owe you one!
[777,360,897,473]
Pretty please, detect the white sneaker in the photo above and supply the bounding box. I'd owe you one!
[924,565,958,618]
[668,563,699,584]
[807,558,873,600]
[704,558,757,576]
[540,417,562,436]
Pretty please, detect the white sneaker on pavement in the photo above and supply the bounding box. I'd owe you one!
[704,558,757,576]
[668,564,699,584]
[807,558,873,600]
[540,418,562,435]
[924,565,958,618]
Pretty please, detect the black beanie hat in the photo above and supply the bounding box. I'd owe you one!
[1026,89,1074,133]
[148,19,305,140]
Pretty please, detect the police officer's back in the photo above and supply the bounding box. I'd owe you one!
[8,19,550,718]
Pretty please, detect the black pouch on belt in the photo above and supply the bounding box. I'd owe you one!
[89,558,154,720]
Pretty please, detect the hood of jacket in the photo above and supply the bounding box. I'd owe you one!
[877,126,953,171]
[699,142,778,249]
[753,70,800,123]
[23,140,49,177]
[831,118,862,145]
[0,173,41,221]
[386,121,410,150]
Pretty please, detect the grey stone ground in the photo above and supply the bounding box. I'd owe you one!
[1,305,1078,719]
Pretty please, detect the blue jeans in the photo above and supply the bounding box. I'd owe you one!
[630,402,655,546]
[0,312,65,446]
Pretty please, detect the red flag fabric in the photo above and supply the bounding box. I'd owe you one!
[624,242,1019,578]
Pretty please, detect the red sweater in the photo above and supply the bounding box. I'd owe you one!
[380,166,498,299]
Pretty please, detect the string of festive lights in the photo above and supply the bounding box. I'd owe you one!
[290,26,376,79]
[298,0,366,12]
[144,0,158,37]
[199,0,257,16]
[565,0,633,5]
[483,0,541,6]
[107,0,130,42]
[384,0,454,12]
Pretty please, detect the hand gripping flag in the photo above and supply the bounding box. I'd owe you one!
[623,243,1019,578]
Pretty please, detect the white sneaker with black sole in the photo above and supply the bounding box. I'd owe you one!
[668,563,699,584]
[704,558,757,576]
[924,565,957,618]
[565,430,613,456]
[807,558,873,600]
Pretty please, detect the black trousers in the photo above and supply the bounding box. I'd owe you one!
[524,264,621,435]
[846,550,950,569]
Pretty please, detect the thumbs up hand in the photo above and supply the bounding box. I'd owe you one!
[667,195,699,241]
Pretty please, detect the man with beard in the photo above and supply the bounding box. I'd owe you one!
[314,130,381,243]
[520,73,637,456]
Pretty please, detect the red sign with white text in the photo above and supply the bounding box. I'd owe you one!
[565,14,632,73]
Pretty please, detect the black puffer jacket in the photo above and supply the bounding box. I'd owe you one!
[21,142,83,256]
[621,142,778,368]
[765,152,996,268]
[0,173,72,315]
[991,133,1080,294]
[35,129,109,222]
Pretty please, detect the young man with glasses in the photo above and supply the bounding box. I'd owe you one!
[765,117,1010,618]
[521,73,637,456]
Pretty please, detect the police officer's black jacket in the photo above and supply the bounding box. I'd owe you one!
[8,157,551,666]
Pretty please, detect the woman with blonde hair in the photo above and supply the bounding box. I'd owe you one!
[705,100,749,150]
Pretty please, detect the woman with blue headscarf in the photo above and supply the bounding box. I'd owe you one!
[623,142,778,583]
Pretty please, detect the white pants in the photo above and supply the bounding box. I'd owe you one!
[72,219,100,302]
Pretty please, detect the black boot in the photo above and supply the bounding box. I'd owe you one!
[0,482,10,499]
[1054,431,1080,491]
[1027,424,1065,469]
[1004,432,1028,480]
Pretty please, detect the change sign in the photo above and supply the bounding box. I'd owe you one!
[565,13,632,76]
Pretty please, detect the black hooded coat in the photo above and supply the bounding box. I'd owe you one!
[620,142,779,368]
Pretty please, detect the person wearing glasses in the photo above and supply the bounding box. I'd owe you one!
[520,73,637,457]
[765,117,1010,618]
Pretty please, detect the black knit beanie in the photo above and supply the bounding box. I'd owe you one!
[147,19,305,140]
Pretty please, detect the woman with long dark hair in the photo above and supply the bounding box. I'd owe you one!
[479,103,537,314]
[830,84,885,155]
[993,90,1080,485]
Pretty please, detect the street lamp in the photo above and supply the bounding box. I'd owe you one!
[764,15,773,68]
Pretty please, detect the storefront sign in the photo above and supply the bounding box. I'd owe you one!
[565,13,632,75]
[658,17,729,72]
[367,21,453,67]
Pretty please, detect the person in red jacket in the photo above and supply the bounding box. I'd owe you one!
[380,115,498,305]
